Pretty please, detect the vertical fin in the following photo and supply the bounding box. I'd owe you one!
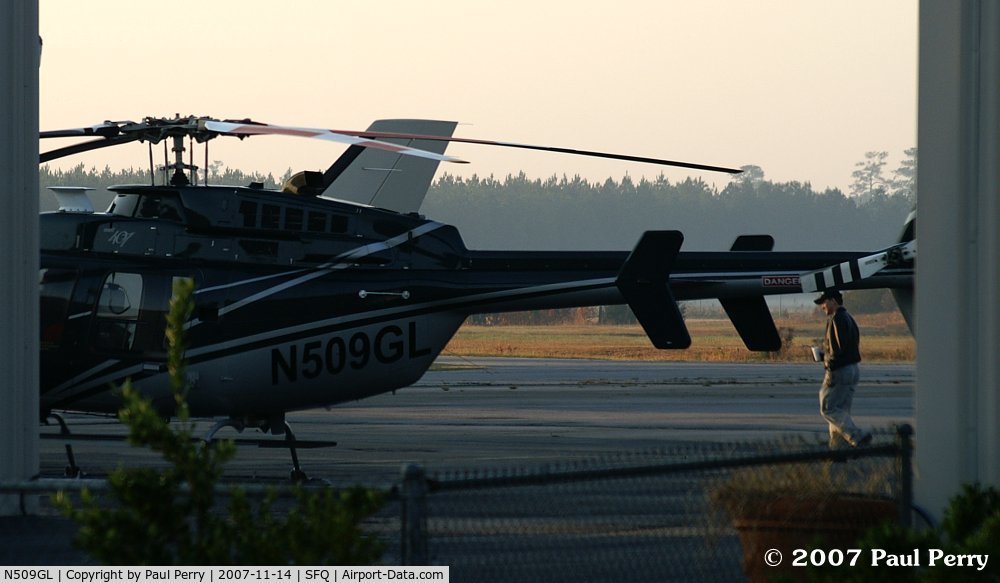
[321,119,458,213]
[892,208,916,333]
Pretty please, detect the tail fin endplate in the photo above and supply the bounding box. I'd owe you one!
[616,231,691,349]
[719,297,782,351]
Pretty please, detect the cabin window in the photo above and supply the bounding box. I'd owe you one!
[239,240,279,257]
[261,204,281,229]
[329,214,349,233]
[373,220,408,237]
[307,212,327,233]
[285,208,304,231]
[239,201,258,227]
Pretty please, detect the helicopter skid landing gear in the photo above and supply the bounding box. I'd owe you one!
[283,422,308,483]
[203,417,245,443]
[203,417,309,482]
[45,413,82,478]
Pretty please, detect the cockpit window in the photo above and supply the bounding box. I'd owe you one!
[108,193,184,222]
[92,272,190,354]
[108,194,140,217]
[136,195,183,221]
[95,272,143,351]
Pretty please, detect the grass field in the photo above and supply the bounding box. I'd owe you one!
[440,311,915,363]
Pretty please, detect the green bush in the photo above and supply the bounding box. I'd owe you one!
[809,483,1000,582]
[54,278,385,565]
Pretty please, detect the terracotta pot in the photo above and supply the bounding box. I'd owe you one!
[729,496,897,582]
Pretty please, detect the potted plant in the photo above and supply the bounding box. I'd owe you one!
[709,459,898,582]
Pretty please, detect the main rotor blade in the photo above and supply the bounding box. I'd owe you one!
[40,134,142,163]
[202,121,468,164]
[40,123,123,139]
[327,129,744,174]
[39,117,740,173]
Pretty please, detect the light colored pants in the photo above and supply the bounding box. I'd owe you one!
[819,363,863,447]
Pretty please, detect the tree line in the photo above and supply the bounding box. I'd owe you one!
[39,163,286,211]
[423,152,914,252]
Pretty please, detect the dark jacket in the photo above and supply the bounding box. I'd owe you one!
[824,307,861,370]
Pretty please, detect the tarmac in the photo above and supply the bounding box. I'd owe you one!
[1,357,915,566]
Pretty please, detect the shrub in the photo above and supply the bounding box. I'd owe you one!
[809,483,1000,581]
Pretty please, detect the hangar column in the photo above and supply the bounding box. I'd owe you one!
[0,0,40,515]
[916,0,1000,519]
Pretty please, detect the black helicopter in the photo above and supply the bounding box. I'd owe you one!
[38,115,914,477]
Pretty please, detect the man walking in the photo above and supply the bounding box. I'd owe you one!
[815,290,871,448]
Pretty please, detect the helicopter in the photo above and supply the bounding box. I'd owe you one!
[38,115,915,478]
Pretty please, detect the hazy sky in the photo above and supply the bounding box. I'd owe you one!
[39,1,917,193]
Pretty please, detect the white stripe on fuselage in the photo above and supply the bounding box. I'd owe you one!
[187,276,617,359]
[183,221,447,331]
[47,358,124,398]
[214,221,445,319]
[196,269,310,294]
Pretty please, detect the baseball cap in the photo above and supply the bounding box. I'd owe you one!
[814,289,844,304]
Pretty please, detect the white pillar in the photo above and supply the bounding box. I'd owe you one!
[916,0,1000,519]
[0,0,40,515]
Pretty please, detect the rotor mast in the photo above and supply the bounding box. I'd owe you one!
[159,116,200,186]
[165,133,197,186]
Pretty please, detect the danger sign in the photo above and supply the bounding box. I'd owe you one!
[763,276,800,287]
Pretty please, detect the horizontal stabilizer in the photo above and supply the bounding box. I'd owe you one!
[800,241,916,293]
[616,231,690,349]
[719,297,782,351]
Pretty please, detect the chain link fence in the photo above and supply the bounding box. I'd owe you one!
[2,425,913,579]
[390,424,914,582]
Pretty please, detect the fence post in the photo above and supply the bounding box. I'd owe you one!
[401,463,429,565]
[896,424,914,528]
